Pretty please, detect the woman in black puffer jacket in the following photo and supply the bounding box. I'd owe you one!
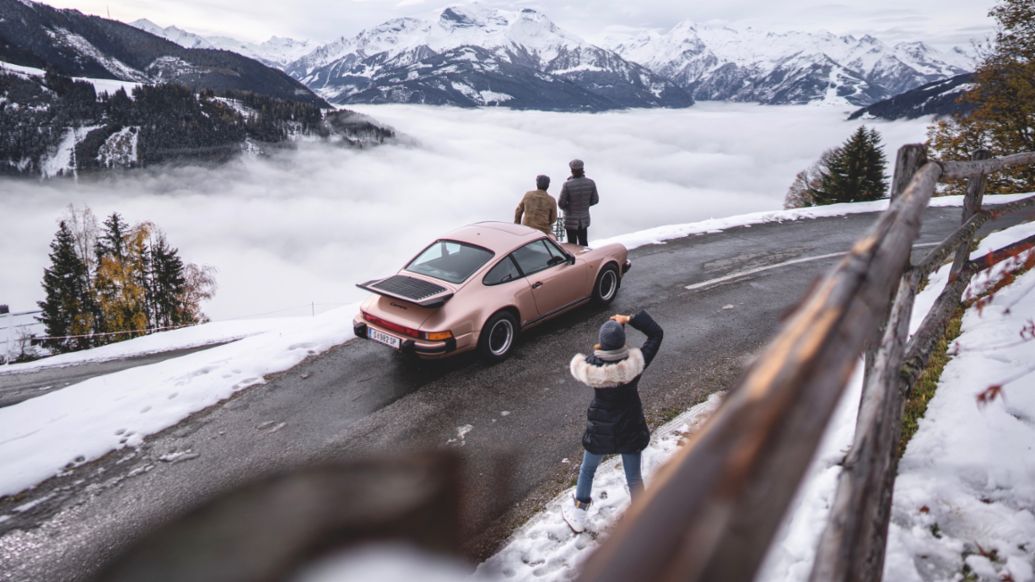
[562,310,663,533]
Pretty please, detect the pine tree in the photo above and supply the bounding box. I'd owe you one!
[929,0,1035,194]
[811,127,889,205]
[37,221,93,352]
[149,232,189,328]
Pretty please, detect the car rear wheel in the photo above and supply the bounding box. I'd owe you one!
[592,264,620,305]
[478,311,518,362]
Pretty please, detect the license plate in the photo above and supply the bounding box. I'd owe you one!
[368,327,401,350]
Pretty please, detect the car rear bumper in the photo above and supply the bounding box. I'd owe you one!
[353,318,458,357]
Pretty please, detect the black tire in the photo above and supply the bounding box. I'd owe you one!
[478,311,519,362]
[592,264,621,305]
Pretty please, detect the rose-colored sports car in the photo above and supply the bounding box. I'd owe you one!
[353,222,631,361]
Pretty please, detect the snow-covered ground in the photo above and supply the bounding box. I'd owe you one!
[0,317,306,372]
[0,302,360,497]
[0,60,141,96]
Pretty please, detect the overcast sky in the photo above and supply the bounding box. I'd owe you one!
[41,0,995,49]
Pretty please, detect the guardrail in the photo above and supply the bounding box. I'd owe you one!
[577,146,1035,582]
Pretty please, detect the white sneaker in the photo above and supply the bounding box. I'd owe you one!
[562,498,590,533]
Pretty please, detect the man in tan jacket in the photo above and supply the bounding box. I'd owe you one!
[514,174,558,236]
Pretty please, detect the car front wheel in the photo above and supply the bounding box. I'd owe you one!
[592,264,620,305]
[478,311,518,362]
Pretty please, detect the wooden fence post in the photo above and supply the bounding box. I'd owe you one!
[809,270,918,582]
[865,144,927,383]
[890,144,928,203]
[949,150,992,279]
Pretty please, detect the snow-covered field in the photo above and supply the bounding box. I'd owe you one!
[0,104,930,321]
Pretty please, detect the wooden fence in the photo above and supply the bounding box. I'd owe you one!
[577,146,1035,582]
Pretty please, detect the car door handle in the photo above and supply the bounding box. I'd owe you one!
[532,281,543,289]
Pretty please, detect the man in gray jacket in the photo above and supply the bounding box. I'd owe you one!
[558,159,599,246]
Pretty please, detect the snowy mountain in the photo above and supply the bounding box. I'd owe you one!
[848,72,977,120]
[608,22,975,106]
[0,0,326,106]
[130,19,315,69]
[285,6,693,111]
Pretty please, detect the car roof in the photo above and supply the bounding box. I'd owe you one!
[442,221,545,254]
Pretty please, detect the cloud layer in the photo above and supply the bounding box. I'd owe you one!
[0,103,930,320]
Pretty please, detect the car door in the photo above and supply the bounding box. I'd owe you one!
[511,239,589,317]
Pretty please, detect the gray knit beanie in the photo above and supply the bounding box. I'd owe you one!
[536,174,550,190]
[598,320,626,351]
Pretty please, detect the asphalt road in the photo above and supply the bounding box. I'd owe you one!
[1,206,1033,581]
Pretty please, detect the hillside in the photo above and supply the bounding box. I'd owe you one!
[0,64,395,178]
[848,72,976,120]
[0,0,326,107]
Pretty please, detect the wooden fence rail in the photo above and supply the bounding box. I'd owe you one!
[578,146,1035,582]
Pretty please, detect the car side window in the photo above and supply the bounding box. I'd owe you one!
[511,240,556,276]
[542,239,569,263]
[483,256,522,286]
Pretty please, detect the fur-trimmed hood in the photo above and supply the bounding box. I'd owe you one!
[570,348,645,388]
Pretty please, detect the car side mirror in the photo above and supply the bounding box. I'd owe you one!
[566,255,576,265]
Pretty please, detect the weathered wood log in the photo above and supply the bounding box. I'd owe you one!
[915,192,1035,276]
[866,145,927,382]
[949,150,992,279]
[94,454,464,582]
[577,162,944,582]
[891,144,928,202]
[983,192,1035,217]
[809,271,917,582]
[916,213,989,276]
[967,232,1035,272]
[939,151,1035,179]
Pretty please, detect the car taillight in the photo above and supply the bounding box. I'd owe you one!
[422,330,454,341]
[362,311,420,338]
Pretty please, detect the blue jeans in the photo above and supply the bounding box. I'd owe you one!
[574,451,642,504]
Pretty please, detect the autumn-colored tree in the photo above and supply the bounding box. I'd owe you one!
[785,149,835,208]
[929,0,1035,194]
[94,221,151,341]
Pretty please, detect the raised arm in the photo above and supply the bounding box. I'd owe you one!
[627,311,663,367]
[558,183,570,211]
[590,180,599,206]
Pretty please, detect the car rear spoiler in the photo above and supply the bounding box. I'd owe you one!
[356,276,454,308]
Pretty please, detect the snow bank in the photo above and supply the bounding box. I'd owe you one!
[478,394,724,581]
[758,219,1035,581]
[594,192,1034,252]
[0,304,358,497]
[1,317,304,373]
[885,227,1035,582]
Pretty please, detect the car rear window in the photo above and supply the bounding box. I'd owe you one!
[406,240,494,284]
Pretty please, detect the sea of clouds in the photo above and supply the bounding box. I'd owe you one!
[1,103,930,321]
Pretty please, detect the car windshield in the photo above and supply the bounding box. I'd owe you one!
[405,240,494,284]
